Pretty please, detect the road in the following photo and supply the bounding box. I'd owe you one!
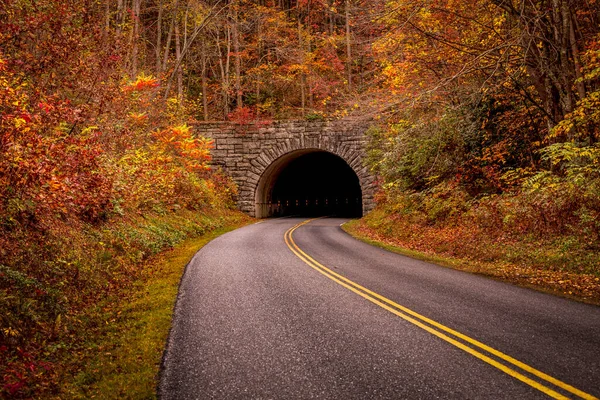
[159,218,600,399]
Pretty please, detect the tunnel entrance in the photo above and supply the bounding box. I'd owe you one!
[255,150,362,218]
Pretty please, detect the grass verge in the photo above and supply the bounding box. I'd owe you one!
[60,215,253,399]
[343,216,600,306]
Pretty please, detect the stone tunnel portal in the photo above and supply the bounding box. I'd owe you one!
[255,150,363,218]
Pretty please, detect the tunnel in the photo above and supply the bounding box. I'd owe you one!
[255,150,363,218]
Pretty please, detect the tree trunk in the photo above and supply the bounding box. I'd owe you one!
[116,0,125,36]
[104,0,110,37]
[131,0,141,79]
[156,0,164,74]
[304,2,314,109]
[298,17,306,115]
[557,0,574,115]
[328,0,334,35]
[184,0,189,50]
[233,2,243,108]
[216,27,231,118]
[569,12,586,100]
[175,18,183,100]
[163,0,179,73]
[345,0,352,91]
[490,0,589,132]
[201,36,209,121]
[256,15,262,111]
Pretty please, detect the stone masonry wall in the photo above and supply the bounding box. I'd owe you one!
[193,119,376,217]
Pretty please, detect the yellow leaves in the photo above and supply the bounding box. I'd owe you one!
[2,327,19,338]
[80,126,99,138]
[493,14,506,29]
[417,7,433,21]
[550,89,600,141]
[14,117,28,128]
[257,98,275,114]
[169,125,191,138]
[389,119,412,134]
[287,64,310,75]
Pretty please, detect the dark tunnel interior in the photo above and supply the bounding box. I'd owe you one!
[268,152,362,217]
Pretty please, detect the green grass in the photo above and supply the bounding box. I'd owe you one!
[62,220,253,399]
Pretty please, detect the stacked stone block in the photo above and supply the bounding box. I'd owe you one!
[193,120,376,217]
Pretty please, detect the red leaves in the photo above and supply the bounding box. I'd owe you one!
[19,112,32,123]
[37,102,54,113]
[0,54,112,225]
[227,106,256,124]
[1,126,113,225]
[227,107,273,133]
[108,54,121,62]
[1,346,54,398]
[3,380,26,397]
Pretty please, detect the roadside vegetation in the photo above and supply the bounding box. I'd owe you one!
[344,201,600,303]
[60,219,251,399]
[348,1,600,303]
[0,2,247,397]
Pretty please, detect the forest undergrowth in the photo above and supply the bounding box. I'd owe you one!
[0,2,246,397]
[345,184,600,304]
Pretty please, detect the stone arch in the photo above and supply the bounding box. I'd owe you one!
[243,142,371,218]
[195,120,377,217]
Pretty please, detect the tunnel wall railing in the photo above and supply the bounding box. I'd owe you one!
[256,198,362,218]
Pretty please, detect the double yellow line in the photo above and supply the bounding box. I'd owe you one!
[284,218,597,400]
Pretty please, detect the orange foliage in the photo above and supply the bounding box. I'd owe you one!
[123,75,160,93]
[153,125,213,173]
[0,3,232,395]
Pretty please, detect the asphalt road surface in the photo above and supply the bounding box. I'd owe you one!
[159,218,600,399]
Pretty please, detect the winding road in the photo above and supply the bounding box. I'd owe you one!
[159,218,600,399]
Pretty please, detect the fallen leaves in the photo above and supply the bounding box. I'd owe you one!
[349,208,600,305]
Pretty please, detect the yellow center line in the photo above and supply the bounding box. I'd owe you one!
[284,218,597,400]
